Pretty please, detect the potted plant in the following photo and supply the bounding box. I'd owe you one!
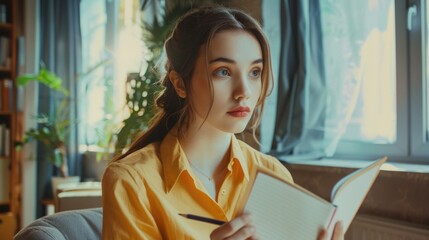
[17,67,79,193]
[113,2,195,155]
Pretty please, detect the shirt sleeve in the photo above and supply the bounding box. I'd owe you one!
[259,155,294,184]
[102,162,162,240]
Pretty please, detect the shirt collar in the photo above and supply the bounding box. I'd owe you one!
[229,134,250,181]
[161,130,250,193]
[160,130,190,193]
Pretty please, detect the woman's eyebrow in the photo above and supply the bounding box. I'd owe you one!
[209,57,263,64]
[252,59,263,64]
[209,57,235,64]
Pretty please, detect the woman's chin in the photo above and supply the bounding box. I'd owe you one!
[224,123,250,134]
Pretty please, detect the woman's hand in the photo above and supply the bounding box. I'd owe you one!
[210,213,259,240]
[318,221,344,240]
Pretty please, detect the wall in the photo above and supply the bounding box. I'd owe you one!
[221,0,262,21]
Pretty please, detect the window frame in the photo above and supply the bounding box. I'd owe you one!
[410,0,429,158]
[333,0,429,163]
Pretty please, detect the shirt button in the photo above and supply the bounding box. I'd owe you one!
[221,189,226,195]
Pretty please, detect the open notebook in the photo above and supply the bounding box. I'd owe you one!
[238,157,386,240]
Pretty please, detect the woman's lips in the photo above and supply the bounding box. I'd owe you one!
[227,106,250,117]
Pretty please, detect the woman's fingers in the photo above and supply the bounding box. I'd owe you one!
[317,221,343,240]
[331,221,344,240]
[211,213,251,237]
[210,213,258,240]
[317,228,327,240]
[225,225,258,240]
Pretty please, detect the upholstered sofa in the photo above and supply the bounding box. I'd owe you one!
[14,207,102,240]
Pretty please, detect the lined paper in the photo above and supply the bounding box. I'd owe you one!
[244,173,336,240]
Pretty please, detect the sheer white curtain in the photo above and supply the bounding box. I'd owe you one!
[321,0,396,152]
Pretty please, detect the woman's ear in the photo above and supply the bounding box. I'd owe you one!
[169,71,187,98]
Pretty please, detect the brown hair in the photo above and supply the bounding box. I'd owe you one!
[114,6,273,161]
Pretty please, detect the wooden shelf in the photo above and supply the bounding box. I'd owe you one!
[0,112,11,116]
[0,67,12,73]
[0,23,11,30]
[0,0,21,237]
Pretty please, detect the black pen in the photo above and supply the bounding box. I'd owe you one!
[179,213,226,225]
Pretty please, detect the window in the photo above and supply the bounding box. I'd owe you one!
[79,0,143,151]
[320,0,429,161]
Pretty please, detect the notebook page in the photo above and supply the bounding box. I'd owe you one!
[330,165,380,231]
[244,173,336,240]
[324,158,386,240]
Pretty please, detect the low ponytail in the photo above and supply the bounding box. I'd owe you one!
[113,61,190,161]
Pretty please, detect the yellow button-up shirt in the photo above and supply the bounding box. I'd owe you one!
[102,131,293,239]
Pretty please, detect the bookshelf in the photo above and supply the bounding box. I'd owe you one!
[0,0,21,237]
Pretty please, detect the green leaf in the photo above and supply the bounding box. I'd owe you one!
[16,74,39,86]
[17,67,69,95]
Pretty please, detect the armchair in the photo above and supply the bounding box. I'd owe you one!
[14,207,102,240]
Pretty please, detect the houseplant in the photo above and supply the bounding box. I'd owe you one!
[113,2,195,155]
[17,67,72,178]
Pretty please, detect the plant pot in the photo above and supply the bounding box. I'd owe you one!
[51,176,80,197]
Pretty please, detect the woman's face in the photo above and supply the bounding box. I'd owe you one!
[189,30,263,133]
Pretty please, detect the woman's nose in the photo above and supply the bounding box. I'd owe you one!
[233,74,252,101]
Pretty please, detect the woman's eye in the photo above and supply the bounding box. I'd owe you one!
[213,68,230,78]
[249,68,262,78]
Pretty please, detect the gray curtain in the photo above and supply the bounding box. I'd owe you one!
[271,0,326,159]
[37,0,81,217]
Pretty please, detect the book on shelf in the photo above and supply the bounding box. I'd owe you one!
[3,127,9,157]
[0,80,2,109]
[237,157,387,240]
[0,155,10,202]
[0,4,6,24]
[0,124,3,156]
[0,79,12,111]
[0,36,10,69]
[0,123,10,158]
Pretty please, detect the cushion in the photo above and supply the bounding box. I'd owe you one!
[14,207,102,240]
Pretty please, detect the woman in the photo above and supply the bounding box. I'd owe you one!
[102,6,344,240]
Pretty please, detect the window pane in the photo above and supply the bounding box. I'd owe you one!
[79,0,109,147]
[320,0,396,144]
[79,0,142,149]
[80,0,107,73]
